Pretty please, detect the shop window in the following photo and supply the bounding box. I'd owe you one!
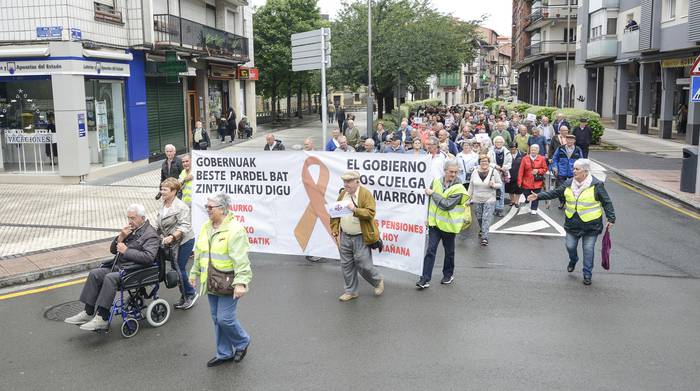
[94,0,123,25]
[85,79,128,166]
[0,80,57,172]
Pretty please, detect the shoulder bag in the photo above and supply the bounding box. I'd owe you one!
[206,233,235,295]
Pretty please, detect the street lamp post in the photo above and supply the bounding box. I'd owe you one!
[563,0,571,108]
[366,0,373,138]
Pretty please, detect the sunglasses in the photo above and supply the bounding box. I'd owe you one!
[206,205,223,211]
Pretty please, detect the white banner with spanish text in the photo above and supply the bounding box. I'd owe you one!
[191,151,432,275]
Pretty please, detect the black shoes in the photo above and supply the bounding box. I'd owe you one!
[416,279,430,290]
[233,343,249,363]
[583,277,592,285]
[174,296,186,309]
[207,356,233,367]
[567,263,575,273]
[440,276,454,285]
[558,202,565,210]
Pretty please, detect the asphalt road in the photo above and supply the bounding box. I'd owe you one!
[1,177,699,391]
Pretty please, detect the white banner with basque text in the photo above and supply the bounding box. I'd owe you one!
[191,151,432,275]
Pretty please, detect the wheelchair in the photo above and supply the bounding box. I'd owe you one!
[104,246,180,338]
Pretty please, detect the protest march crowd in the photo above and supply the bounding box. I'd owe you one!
[63,102,615,368]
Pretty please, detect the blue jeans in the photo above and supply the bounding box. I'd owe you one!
[421,227,456,282]
[495,181,505,212]
[566,232,598,278]
[208,294,250,359]
[177,238,196,297]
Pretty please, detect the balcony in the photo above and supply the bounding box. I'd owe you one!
[588,0,619,12]
[153,14,249,62]
[524,40,573,58]
[586,36,618,60]
[438,72,461,88]
[527,1,578,32]
[621,26,639,53]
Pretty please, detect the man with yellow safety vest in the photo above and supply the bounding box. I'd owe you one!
[417,160,469,289]
[529,159,615,285]
[178,154,193,206]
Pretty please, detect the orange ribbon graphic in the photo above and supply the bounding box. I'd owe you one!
[294,156,333,251]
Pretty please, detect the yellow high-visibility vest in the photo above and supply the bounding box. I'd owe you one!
[564,186,603,222]
[427,178,468,233]
[179,169,192,206]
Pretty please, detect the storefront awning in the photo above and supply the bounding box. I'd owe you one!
[83,49,133,61]
[0,45,50,58]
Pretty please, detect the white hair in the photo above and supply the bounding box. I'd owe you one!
[493,136,505,144]
[443,159,459,171]
[164,144,176,152]
[574,158,591,171]
[126,204,147,217]
[208,193,231,215]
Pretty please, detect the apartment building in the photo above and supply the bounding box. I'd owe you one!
[431,26,513,105]
[512,0,578,107]
[0,0,256,180]
[576,0,699,145]
[514,0,699,145]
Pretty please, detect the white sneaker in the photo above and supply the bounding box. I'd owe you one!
[64,310,93,325]
[79,316,109,331]
[530,210,537,215]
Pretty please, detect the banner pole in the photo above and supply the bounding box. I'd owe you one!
[321,29,328,149]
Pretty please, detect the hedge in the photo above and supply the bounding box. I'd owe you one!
[487,101,605,144]
[400,99,442,118]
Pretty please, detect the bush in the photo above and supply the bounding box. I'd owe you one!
[504,102,531,114]
[559,108,604,144]
[525,106,557,122]
[401,99,442,115]
[482,98,497,110]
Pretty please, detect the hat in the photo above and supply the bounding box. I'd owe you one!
[341,171,360,181]
[580,117,589,122]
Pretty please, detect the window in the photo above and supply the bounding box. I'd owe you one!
[354,93,361,103]
[678,0,688,17]
[206,4,217,27]
[94,0,123,24]
[564,28,576,42]
[590,26,602,39]
[607,18,617,35]
[664,0,677,20]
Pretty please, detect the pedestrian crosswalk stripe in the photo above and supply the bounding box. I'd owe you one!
[489,195,566,237]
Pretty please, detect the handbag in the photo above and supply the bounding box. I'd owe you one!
[206,235,236,295]
[198,141,209,149]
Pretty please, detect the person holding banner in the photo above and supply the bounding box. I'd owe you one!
[330,171,384,302]
[417,160,469,289]
[189,193,252,366]
[178,154,193,206]
[325,129,341,151]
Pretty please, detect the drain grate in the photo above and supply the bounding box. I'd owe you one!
[44,300,84,321]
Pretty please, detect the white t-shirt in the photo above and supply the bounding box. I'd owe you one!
[430,152,447,180]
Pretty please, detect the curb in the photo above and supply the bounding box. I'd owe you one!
[0,257,112,289]
[593,159,700,212]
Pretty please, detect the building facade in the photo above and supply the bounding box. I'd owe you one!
[514,0,700,145]
[431,26,513,105]
[0,0,257,181]
[512,0,578,107]
[576,0,699,144]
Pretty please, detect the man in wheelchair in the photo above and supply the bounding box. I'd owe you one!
[65,204,160,331]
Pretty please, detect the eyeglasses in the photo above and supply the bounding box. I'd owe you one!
[206,204,223,211]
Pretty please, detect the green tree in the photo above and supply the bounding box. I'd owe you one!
[330,0,481,119]
[253,0,324,120]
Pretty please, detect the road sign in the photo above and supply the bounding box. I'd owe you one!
[291,28,331,147]
[691,76,700,103]
[690,55,700,76]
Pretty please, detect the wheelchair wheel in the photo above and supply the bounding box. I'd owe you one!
[146,298,170,327]
[121,318,139,338]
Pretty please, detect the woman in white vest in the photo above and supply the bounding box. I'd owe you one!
[528,159,615,285]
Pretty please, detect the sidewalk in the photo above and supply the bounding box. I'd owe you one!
[0,113,347,288]
[593,127,700,210]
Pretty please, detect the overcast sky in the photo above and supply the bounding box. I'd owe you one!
[249,0,513,37]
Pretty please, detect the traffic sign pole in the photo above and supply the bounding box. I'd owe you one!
[321,29,328,148]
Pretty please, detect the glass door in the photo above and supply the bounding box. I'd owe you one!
[85,79,128,166]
